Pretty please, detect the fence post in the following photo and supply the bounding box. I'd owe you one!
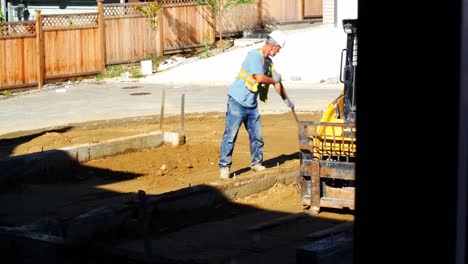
[35,10,44,89]
[97,0,106,75]
[298,0,304,20]
[210,5,215,44]
[156,5,164,57]
[258,0,263,28]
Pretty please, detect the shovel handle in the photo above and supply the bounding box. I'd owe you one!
[291,108,299,125]
[279,82,299,125]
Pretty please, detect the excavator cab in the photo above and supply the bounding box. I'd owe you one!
[298,18,358,215]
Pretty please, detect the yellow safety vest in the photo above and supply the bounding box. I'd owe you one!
[238,68,259,92]
[236,49,274,103]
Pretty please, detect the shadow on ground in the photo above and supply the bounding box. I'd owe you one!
[0,126,73,157]
[0,146,353,264]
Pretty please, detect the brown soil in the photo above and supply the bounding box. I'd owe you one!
[0,111,354,263]
[0,111,355,219]
[3,112,312,196]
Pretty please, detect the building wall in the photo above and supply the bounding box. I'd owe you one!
[322,0,335,25]
[27,1,123,6]
[336,0,357,28]
[6,1,164,21]
[323,0,357,28]
[1,0,4,19]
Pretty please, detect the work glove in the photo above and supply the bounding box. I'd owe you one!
[272,70,282,83]
[284,98,295,110]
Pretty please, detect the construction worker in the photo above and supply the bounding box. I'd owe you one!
[218,30,295,180]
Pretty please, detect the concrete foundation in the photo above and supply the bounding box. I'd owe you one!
[0,131,181,184]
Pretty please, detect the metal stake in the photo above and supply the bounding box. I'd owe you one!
[181,94,185,137]
[138,190,152,260]
[160,88,165,130]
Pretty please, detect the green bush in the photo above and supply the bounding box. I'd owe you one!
[128,68,144,78]
[95,73,103,80]
[200,33,213,59]
[104,65,127,79]
[2,90,12,97]
[94,63,153,81]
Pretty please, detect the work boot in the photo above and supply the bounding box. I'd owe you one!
[251,164,266,172]
[220,167,230,179]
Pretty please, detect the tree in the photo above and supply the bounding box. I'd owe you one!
[196,0,253,49]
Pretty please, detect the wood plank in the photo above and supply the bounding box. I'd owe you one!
[306,221,354,240]
[304,0,323,18]
[0,39,5,86]
[0,229,65,245]
[248,212,309,232]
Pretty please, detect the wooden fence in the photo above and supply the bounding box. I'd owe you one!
[162,2,214,53]
[104,3,163,65]
[43,12,102,80]
[0,0,321,91]
[0,20,39,89]
[221,0,322,34]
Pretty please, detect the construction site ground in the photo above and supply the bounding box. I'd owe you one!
[1,111,354,263]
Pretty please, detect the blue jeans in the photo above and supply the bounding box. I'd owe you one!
[219,96,264,169]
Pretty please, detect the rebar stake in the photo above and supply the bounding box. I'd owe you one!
[181,93,186,140]
[160,88,165,130]
[138,190,152,260]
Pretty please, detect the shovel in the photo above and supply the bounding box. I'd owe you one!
[279,82,299,125]
[291,107,299,125]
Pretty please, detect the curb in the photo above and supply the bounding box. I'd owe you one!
[0,131,183,185]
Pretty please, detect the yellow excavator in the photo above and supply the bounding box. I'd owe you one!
[298,19,358,215]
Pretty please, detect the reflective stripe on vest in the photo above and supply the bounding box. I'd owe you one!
[236,49,274,96]
[237,68,259,92]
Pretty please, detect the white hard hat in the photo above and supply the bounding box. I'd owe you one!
[268,30,286,48]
